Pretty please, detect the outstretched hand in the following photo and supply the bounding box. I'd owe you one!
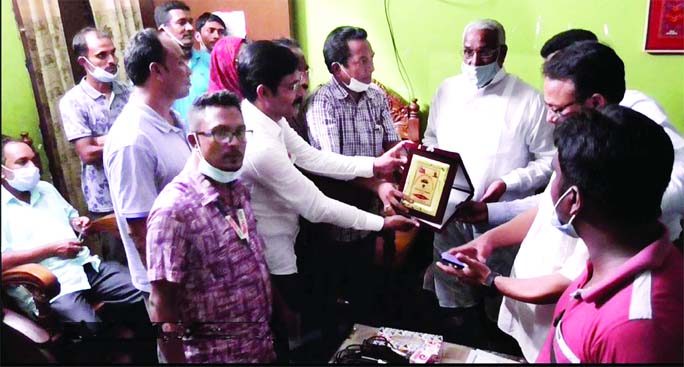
[377,181,409,216]
[70,216,91,235]
[453,200,488,224]
[383,214,420,231]
[373,140,413,180]
[480,179,506,203]
[436,253,491,286]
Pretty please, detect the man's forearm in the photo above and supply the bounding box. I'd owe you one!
[150,281,185,363]
[494,272,572,304]
[126,217,148,267]
[1,245,54,269]
[74,136,106,165]
[482,206,538,251]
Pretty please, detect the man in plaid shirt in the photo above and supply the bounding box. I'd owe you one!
[305,26,403,331]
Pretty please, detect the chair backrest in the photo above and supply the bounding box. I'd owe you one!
[89,214,120,239]
[372,79,421,143]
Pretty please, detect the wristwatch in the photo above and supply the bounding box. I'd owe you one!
[483,271,501,294]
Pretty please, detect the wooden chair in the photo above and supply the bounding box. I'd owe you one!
[1,214,124,361]
[373,79,421,143]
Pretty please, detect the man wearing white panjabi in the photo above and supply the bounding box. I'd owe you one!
[421,19,555,340]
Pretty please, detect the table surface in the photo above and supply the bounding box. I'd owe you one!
[330,324,521,364]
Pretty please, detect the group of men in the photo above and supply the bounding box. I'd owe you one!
[1,0,682,363]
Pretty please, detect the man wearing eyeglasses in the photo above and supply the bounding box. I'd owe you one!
[146,91,275,363]
[421,19,555,345]
[236,40,419,361]
[438,40,684,362]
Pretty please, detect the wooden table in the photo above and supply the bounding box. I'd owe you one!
[330,324,521,364]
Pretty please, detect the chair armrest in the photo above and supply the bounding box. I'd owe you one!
[2,264,60,319]
[89,213,120,239]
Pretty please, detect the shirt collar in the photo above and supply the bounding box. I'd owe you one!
[241,99,284,138]
[128,99,184,134]
[194,171,221,207]
[190,49,210,69]
[186,168,243,208]
[330,76,351,100]
[78,77,125,100]
[571,230,671,303]
[1,183,41,206]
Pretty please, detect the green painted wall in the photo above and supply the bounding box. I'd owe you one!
[1,0,50,178]
[293,0,684,133]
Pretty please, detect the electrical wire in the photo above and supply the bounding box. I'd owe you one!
[384,0,414,99]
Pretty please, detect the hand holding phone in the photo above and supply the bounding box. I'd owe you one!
[440,251,467,269]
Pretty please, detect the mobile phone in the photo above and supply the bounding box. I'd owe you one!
[440,252,466,269]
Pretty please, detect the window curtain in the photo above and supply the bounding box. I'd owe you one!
[89,0,143,82]
[14,0,85,213]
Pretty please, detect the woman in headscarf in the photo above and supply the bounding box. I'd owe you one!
[208,36,247,98]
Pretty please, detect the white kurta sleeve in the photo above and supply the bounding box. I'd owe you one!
[282,123,375,180]
[500,91,555,193]
[243,141,384,232]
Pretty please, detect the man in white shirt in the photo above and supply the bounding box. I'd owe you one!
[438,40,684,361]
[421,19,555,342]
[104,29,191,297]
[236,40,418,359]
[462,29,684,240]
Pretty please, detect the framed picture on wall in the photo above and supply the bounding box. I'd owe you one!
[644,0,684,53]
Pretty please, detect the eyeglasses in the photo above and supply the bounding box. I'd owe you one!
[194,126,252,143]
[546,101,578,119]
[463,46,499,60]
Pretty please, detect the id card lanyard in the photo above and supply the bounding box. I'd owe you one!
[215,200,250,243]
[227,208,249,241]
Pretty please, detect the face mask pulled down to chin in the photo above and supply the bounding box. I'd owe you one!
[82,57,118,83]
[336,62,371,93]
[193,135,242,183]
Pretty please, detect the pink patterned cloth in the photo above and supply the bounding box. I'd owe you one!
[147,170,274,363]
[208,36,246,99]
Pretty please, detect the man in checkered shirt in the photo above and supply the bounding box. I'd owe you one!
[305,26,403,329]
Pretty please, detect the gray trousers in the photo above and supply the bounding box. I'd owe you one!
[50,261,143,333]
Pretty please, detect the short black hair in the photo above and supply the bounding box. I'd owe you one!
[124,28,165,86]
[273,37,301,50]
[1,136,19,165]
[323,26,367,73]
[154,1,190,27]
[543,41,625,104]
[195,12,226,33]
[540,29,598,58]
[188,91,242,132]
[554,105,673,227]
[72,27,112,58]
[237,40,299,102]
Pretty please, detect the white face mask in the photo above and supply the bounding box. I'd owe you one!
[336,62,371,93]
[2,164,40,192]
[461,60,501,88]
[163,27,191,49]
[82,57,118,83]
[198,38,208,52]
[193,135,242,183]
[550,186,580,238]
